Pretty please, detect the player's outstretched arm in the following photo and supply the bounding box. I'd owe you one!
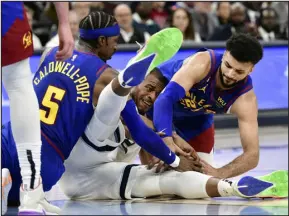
[121,99,180,168]
[53,2,74,61]
[153,52,211,146]
[202,90,259,178]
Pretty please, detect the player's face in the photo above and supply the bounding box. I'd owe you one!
[220,51,254,88]
[99,35,119,60]
[132,74,166,114]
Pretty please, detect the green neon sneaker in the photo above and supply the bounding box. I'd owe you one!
[233,170,288,199]
[126,27,183,75]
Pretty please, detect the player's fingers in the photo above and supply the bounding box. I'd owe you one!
[185,146,194,154]
[55,40,67,59]
[191,162,203,172]
[189,148,200,160]
[56,41,73,61]
[155,161,165,173]
[160,164,169,173]
[191,165,202,172]
[147,157,160,170]
[175,145,190,157]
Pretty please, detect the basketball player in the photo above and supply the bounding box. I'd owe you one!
[148,33,264,178]
[2,2,73,215]
[57,79,287,201]
[1,11,185,215]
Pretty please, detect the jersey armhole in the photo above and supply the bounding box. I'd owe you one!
[37,47,55,71]
[226,105,232,114]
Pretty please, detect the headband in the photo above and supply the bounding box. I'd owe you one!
[79,24,120,40]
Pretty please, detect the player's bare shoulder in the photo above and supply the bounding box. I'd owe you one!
[172,50,212,89]
[230,89,257,116]
[184,50,211,67]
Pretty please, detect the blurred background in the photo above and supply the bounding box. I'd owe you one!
[2,1,288,129]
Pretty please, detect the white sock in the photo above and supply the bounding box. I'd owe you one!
[87,81,128,141]
[2,58,41,190]
[217,179,235,197]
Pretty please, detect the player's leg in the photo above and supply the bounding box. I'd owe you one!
[59,162,140,200]
[131,167,288,199]
[1,122,62,215]
[130,167,231,199]
[2,59,42,191]
[90,28,183,141]
[2,2,42,193]
[18,137,64,215]
[88,53,156,142]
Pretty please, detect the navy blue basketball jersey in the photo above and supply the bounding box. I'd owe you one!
[157,48,253,118]
[33,47,109,159]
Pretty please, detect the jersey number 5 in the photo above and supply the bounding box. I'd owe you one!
[40,85,65,125]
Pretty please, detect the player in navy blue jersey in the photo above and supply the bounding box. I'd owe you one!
[2,10,186,215]
[145,33,264,179]
[1,2,73,215]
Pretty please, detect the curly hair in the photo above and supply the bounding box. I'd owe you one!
[226,33,263,64]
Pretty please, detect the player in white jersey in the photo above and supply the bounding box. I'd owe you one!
[59,87,287,201]
[59,58,288,201]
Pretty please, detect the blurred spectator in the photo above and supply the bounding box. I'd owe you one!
[174,2,196,13]
[191,2,219,41]
[72,2,90,21]
[24,2,47,21]
[151,2,169,29]
[271,2,288,37]
[132,2,161,36]
[90,2,105,12]
[215,2,231,26]
[242,2,263,24]
[208,2,249,41]
[45,10,79,48]
[25,7,43,49]
[257,7,285,41]
[169,7,201,43]
[114,4,147,44]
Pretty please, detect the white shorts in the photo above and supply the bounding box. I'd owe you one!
[60,117,142,200]
[59,161,144,200]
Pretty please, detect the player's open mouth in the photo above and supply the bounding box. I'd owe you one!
[141,99,152,108]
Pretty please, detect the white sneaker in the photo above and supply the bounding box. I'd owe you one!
[18,181,61,215]
[2,168,12,215]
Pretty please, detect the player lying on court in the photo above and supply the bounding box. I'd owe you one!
[57,64,288,201]
[1,11,189,215]
[143,33,266,178]
[58,33,286,201]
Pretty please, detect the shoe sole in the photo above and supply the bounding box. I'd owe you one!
[256,170,288,198]
[236,170,288,198]
[128,28,183,75]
